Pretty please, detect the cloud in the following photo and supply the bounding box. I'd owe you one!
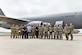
[0,0,82,18]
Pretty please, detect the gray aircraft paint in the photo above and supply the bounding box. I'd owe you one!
[0,8,82,29]
[25,12,82,29]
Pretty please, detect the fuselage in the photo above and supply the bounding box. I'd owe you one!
[25,12,82,29]
[0,11,82,29]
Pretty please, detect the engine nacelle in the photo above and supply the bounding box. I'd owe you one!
[27,21,50,27]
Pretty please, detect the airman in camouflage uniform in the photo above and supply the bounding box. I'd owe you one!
[57,24,63,40]
[15,25,19,38]
[19,24,24,38]
[31,26,35,38]
[68,23,74,40]
[49,25,53,39]
[44,24,49,39]
[10,24,15,38]
[53,25,57,39]
[56,25,59,39]
[64,24,70,40]
[39,25,44,39]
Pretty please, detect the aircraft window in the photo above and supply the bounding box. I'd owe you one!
[61,16,65,18]
[66,16,68,17]
[75,12,77,14]
[58,15,75,18]
[66,15,75,17]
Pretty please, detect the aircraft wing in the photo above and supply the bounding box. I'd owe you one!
[0,16,31,29]
[0,16,30,25]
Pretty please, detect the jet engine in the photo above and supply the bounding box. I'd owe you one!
[27,21,50,27]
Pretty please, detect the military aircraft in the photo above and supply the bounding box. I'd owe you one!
[0,8,81,33]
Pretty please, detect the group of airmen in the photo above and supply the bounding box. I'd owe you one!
[10,23,74,40]
[11,24,28,39]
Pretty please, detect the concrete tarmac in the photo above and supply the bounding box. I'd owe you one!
[0,35,82,55]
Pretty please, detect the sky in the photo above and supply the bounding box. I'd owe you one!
[0,0,82,18]
[0,0,82,32]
